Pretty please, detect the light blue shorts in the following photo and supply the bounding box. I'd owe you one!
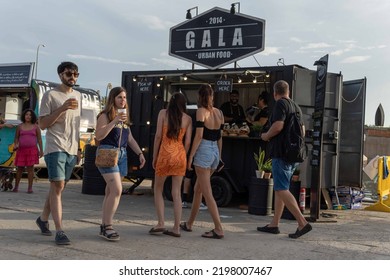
[44,152,77,182]
[272,158,298,191]
[96,145,128,177]
[193,139,219,169]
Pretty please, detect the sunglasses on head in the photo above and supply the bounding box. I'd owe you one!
[62,71,80,78]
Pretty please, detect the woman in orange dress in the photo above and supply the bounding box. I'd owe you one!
[151,93,192,237]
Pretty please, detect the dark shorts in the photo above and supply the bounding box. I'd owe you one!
[272,158,298,191]
[44,152,77,182]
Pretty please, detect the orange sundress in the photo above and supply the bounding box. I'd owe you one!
[155,126,187,176]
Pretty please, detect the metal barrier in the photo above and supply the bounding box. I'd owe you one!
[365,156,390,212]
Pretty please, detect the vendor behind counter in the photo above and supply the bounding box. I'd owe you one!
[219,89,245,125]
[246,91,270,128]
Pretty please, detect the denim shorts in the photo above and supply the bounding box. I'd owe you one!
[193,139,219,169]
[44,152,77,182]
[272,158,298,191]
[96,145,127,177]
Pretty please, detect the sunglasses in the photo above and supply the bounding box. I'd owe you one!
[62,71,80,78]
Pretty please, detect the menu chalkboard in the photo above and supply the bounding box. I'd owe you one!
[137,80,153,94]
[0,63,34,87]
[215,79,233,93]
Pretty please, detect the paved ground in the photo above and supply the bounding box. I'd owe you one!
[1,178,390,260]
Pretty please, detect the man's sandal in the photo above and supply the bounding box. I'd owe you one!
[100,224,120,241]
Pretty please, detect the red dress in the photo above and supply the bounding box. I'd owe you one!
[14,126,39,167]
[155,126,187,176]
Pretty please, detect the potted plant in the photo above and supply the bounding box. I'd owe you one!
[253,147,266,178]
[262,159,272,179]
[249,150,273,216]
[292,168,300,182]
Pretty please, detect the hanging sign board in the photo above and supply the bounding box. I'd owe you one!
[215,79,233,93]
[137,80,153,94]
[169,7,265,70]
[0,63,34,87]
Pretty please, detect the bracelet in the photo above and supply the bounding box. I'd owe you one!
[138,152,143,156]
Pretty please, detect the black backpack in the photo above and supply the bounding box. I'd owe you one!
[283,99,307,163]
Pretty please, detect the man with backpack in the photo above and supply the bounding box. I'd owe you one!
[257,80,312,239]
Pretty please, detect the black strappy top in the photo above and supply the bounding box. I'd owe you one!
[196,121,223,141]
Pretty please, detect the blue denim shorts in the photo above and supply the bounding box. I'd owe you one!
[272,158,298,191]
[96,145,127,177]
[193,139,219,169]
[44,152,77,182]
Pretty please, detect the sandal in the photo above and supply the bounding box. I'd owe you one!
[179,222,192,232]
[99,224,120,241]
[201,229,224,239]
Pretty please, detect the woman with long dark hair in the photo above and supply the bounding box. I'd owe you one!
[95,86,145,241]
[13,109,43,193]
[150,92,192,237]
[180,84,225,239]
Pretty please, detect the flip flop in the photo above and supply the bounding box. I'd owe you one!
[179,222,192,232]
[201,229,224,239]
[163,230,181,238]
[149,227,166,234]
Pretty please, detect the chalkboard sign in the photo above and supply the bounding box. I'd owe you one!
[0,63,34,87]
[215,79,233,93]
[137,80,153,94]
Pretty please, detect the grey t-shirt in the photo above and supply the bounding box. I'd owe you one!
[39,88,81,156]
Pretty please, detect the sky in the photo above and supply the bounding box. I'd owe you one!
[1,0,389,125]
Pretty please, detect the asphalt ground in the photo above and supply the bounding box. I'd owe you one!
[2,178,390,279]
[1,178,390,262]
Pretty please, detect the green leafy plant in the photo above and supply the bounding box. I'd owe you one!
[254,147,272,172]
[262,159,272,173]
[251,124,262,133]
[254,147,266,172]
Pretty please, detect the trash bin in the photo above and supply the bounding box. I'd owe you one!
[82,144,106,195]
[281,181,301,220]
[248,177,273,215]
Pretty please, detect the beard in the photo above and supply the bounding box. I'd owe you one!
[60,76,76,88]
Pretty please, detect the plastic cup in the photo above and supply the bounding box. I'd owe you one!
[117,108,126,122]
[69,97,78,109]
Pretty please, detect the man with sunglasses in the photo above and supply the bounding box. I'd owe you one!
[35,61,82,245]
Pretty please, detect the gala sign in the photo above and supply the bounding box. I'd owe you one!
[169,7,265,70]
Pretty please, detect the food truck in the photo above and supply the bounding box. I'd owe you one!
[0,62,101,170]
[122,65,366,207]
[121,7,366,219]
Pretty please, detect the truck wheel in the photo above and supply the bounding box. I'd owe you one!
[211,176,232,207]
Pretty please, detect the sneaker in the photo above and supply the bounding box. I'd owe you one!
[199,202,208,210]
[55,231,71,245]
[182,201,188,208]
[36,216,52,236]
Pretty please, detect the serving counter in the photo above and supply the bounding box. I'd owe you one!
[220,135,267,194]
